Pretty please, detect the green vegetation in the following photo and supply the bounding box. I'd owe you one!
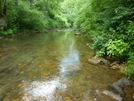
[60,0,85,27]
[73,0,134,78]
[0,0,134,77]
[0,0,69,36]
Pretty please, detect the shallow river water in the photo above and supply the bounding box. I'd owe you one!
[0,30,132,101]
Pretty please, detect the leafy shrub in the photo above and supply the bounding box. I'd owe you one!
[91,35,106,52]
[0,29,14,36]
[0,31,6,36]
[125,21,134,46]
[7,29,13,35]
[125,62,134,78]
[105,39,130,58]
[96,48,106,57]
[125,53,134,78]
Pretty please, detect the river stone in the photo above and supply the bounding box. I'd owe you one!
[75,33,81,36]
[131,75,134,81]
[64,97,71,101]
[109,77,134,96]
[88,56,111,66]
[110,63,125,73]
[2,94,12,101]
[110,64,120,70]
[86,43,91,48]
[132,93,134,100]
[40,96,46,100]
[102,90,123,101]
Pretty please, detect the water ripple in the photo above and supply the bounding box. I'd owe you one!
[22,77,66,101]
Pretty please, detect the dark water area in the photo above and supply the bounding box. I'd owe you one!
[0,29,132,101]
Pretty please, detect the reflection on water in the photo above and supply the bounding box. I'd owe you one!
[22,36,81,101]
[59,43,81,77]
[23,77,66,101]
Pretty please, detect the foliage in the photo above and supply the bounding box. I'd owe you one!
[7,0,18,31]
[91,34,106,52]
[33,0,69,29]
[16,1,47,30]
[0,0,69,36]
[73,0,134,77]
[60,0,86,27]
[105,39,130,58]
[0,29,13,36]
[125,53,134,78]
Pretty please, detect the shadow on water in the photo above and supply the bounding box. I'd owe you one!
[0,29,131,101]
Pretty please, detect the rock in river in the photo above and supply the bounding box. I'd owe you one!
[109,77,134,96]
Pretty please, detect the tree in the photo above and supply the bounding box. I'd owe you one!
[0,0,8,31]
[0,0,69,34]
[60,0,86,27]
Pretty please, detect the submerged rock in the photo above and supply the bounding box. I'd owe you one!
[109,77,134,96]
[75,33,81,36]
[132,93,134,100]
[131,75,134,81]
[88,56,111,66]
[64,97,72,101]
[88,56,125,73]
[102,90,123,101]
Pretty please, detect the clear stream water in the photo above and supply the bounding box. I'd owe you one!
[0,30,132,101]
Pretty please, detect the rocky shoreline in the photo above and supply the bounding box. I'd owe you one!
[88,56,134,101]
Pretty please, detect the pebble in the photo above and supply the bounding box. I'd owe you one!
[64,97,71,101]
[132,93,134,100]
[131,75,134,81]
[102,90,123,101]
[40,96,46,100]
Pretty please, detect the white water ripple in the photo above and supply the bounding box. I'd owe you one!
[23,77,66,101]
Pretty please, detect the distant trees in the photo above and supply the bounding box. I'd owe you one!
[0,0,8,31]
[0,0,69,35]
[60,0,86,27]
[0,0,8,17]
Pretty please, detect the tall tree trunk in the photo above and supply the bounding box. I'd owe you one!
[3,0,8,16]
[0,1,3,17]
[30,0,34,9]
[2,0,8,31]
[14,0,18,6]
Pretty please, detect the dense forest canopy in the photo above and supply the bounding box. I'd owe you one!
[0,0,134,77]
[0,0,69,35]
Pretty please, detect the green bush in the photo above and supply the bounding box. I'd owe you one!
[105,39,130,58]
[125,62,134,78]
[0,31,6,36]
[7,29,13,35]
[125,53,134,78]
[91,34,106,52]
[0,29,14,36]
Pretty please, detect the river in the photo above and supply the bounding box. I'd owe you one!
[0,30,131,101]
